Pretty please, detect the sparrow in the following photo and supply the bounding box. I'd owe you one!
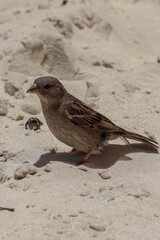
[27,76,159,164]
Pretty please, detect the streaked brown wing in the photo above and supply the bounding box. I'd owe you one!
[64,96,123,133]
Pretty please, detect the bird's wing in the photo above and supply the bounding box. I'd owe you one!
[64,96,123,133]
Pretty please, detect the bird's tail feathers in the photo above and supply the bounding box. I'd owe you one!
[121,130,159,148]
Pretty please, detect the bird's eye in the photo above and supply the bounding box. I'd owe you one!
[44,84,51,89]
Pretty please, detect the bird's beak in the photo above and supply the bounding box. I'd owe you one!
[26,83,39,94]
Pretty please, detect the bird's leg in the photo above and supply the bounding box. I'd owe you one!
[78,149,94,165]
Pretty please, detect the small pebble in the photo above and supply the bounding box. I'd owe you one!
[107,196,115,202]
[70,213,78,217]
[99,186,108,193]
[89,195,94,199]
[92,234,97,237]
[98,171,112,180]
[15,115,24,121]
[61,0,68,6]
[36,171,45,177]
[78,210,85,214]
[14,163,37,180]
[89,224,106,232]
[11,114,24,121]
[102,61,113,68]
[78,166,88,172]
[145,91,151,95]
[80,190,90,197]
[92,61,101,66]
[44,164,53,172]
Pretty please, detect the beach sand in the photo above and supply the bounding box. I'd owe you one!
[0,0,160,239]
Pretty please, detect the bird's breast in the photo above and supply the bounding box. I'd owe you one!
[41,102,103,152]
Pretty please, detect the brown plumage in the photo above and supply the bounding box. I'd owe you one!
[27,76,159,164]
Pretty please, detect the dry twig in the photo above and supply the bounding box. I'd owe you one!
[0,207,15,212]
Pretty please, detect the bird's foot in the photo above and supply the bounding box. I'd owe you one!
[68,148,77,153]
[77,149,93,166]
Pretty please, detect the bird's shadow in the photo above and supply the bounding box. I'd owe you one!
[34,143,158,169]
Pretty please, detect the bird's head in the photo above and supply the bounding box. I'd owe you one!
[27,76,66,104]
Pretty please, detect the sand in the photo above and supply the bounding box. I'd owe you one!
[0,0,160,239]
